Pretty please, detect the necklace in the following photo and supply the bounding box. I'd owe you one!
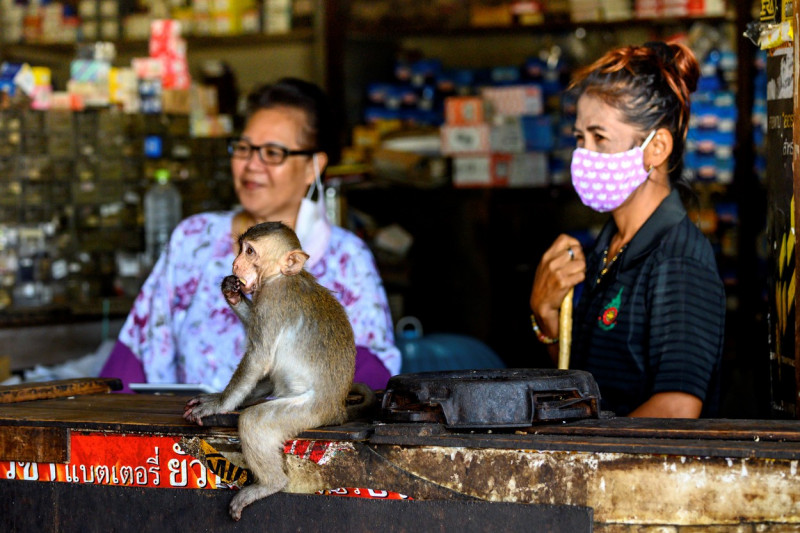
[596,244,627,284]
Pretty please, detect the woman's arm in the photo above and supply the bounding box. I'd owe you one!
[628,391,702,418]
[642,256,725,417]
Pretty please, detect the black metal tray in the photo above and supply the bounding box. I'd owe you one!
[380,368,602,428]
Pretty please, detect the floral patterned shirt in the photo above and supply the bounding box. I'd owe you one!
[117,211,401,391]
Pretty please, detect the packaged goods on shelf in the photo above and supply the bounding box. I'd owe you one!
[452,155,501,187]
[451,151,548,188]
[470,3,514,27]
[445,97,485,126]
[635,0,726,18]
[490,117,526,154]
[509,152,549,187]
[510,1,545,26]
[481,85,543,116]
[0,104,236,315]
[264,0,292,34]
[600,0,632,20]
[355,53,568,188]
[440,124,491,155]
[682,40,739,185]
[568,0,602,22]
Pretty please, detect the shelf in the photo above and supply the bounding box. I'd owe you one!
[0,28,316,60]
[346,15,733,41]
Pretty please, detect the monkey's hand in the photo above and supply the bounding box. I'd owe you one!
[221,275,243,306]
[183,393,226,426]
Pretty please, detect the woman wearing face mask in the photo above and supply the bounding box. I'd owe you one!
[101,78,401,392]
[529,42,725,418]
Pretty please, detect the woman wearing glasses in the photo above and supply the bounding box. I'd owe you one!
[101,78,401,392]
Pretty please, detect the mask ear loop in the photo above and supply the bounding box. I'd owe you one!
[306,153,323,200]
[640,130,657,150]
[640,130,657,175]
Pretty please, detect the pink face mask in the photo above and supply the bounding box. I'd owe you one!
[570,130,656,213]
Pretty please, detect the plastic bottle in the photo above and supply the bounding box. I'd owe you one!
[144,168,182,266]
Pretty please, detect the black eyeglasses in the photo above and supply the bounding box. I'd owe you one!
[228,139,316,165]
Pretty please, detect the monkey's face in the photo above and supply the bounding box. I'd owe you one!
[232,238,282,294]
[232,107,316,227]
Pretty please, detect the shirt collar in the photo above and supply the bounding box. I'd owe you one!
[594,188,687,272]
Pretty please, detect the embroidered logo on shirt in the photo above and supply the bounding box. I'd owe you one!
[598,288,624,331]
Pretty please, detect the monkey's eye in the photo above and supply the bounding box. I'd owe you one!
[245,244,255,255]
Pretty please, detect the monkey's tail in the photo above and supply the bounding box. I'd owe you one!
[346,382,378,421]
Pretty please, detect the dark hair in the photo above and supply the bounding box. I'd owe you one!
[569,41,700,185]
[239,221,301,250]
[245,77,333,154]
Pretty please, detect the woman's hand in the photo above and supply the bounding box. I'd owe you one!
[529,234,586,341]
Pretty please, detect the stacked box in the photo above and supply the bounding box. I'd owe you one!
[29,67,52,111]
[1,1,24,43]
[68,59,111,107]
[149,20,191,91]
[109,67,139,113]
[264,0,292,34]
[683,50,738,185]
[79,0,119,41]
[209,0,257,35]
[636,0,726,18]
[600,0,632,20]
[568,0,601,22]
[443,89,552,188]
[481,85,543,116]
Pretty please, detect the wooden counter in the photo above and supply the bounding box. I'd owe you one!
[1,386,799,531]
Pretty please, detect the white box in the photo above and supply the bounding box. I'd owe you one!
[453,156,492,187]
[440,124,491,155]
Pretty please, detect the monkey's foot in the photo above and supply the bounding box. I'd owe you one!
[229,482,285,521]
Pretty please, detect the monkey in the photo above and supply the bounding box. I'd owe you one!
[183,221,356,521]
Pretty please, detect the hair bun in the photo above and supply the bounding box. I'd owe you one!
[645,41,699,95]
[644,41,675,62]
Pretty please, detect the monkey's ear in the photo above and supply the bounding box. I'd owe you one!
[280,250,310,276]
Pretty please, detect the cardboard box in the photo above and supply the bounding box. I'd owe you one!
[490,117,525,153]
[440,124,490,155]
[509,152,549,187]
[453,156,491,187]
[445,96,485,125]
[162,89,190,114]
[452,154,511,187]
[481,85,543,117]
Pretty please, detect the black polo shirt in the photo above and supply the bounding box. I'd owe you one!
[571,189,725,416]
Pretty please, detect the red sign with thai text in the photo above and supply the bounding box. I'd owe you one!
[1,432,222,489]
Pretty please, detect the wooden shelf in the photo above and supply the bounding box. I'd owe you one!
[0,28,315,60]
[346,15,733,41]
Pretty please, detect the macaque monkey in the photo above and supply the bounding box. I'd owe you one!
[183,221,356,520]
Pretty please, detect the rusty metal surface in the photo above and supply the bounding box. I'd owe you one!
[0,479,593,532]
[0,426,68,463]
[368,422,800,460]
[0,378,122,404]
[283,440,800,527]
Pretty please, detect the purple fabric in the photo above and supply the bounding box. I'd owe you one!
[354,345,391,390]
[99,341,146,393]
[101,340,390,393]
